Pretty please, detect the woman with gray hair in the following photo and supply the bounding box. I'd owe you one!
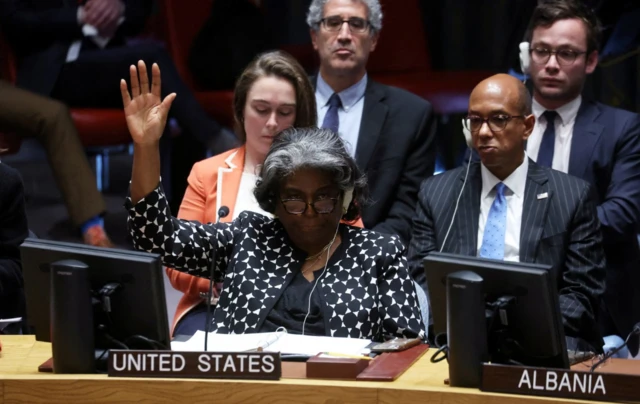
[122,62,423,340]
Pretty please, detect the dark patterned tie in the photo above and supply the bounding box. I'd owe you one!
[537,110,558,167]
[479,183,508,260]
[321,93,342,134]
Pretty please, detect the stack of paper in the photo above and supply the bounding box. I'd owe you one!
[171,331,372,356]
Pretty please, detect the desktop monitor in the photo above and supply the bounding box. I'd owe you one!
[424,252,569,369]
[20,238,171,351]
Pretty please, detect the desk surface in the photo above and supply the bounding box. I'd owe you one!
[0,336,617,404]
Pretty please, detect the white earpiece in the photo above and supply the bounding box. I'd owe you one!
[462,118,473,149]
[342,188,354,213]
[519,42,531,75]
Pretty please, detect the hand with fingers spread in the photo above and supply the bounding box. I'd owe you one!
[120,60,176,146]
[123,60,175,204]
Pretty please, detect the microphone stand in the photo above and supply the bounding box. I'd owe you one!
[204,206,229,352]
[590,322,640,372]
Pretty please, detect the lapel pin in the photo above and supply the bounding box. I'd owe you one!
[537,192,548,200]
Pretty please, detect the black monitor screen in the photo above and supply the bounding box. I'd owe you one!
[20,238,170,349]
[424,252,569,368]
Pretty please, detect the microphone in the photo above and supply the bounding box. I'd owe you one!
[204,206,230,351]
[590,322,640,372]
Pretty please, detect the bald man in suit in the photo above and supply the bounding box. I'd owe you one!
[408,74,606,352]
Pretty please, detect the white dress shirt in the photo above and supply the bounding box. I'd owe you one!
[526,95,582,173]
[477,155,529,262]
[233,172,272,220]
[66,6,125,62]
[315,73,367,157]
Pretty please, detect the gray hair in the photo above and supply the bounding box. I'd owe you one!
[254,127,367,221]
[306,0,383,34]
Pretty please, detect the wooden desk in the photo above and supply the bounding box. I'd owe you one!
[0,336,617,404]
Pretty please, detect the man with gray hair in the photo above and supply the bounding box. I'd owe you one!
[307,0,436,244]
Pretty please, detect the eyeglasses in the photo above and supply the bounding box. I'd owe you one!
[280,197,339,215]
[319,16,371,33]
[530,47,587,66]
[465,114,526,133]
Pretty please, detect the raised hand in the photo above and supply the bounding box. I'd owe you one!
[120,61,176,146]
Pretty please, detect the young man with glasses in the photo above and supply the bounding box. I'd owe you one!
[306,0,436,245]
[407,73,606,352]
[526,0,640,352]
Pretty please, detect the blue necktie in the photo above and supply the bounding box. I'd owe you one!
[480,182,507,260]
[321,93,342,134]
[537,110,557,168]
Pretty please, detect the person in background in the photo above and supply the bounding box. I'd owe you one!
[408,74,606,352]
[0,162,28,332]
[121,61,424,339]
[0,81,113,247]
[167,51,320,336]
[524,0,640,352]
[306,0,436,244]
[0,0,239,208]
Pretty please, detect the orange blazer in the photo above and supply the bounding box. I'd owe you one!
[166,146,365,335]
[166,147,245,334]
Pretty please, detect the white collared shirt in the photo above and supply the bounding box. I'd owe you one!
[315,73,367,157]
[527,95,582,173]
[477,155,529,262]
[66,6,125,62]
[233,172,272,220]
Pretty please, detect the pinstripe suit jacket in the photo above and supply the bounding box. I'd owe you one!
[408,159,606,349]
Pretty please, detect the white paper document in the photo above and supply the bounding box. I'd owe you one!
[171,331,371,356]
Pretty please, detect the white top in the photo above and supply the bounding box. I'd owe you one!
[477,155,529,262]
[527,95,582,173]
[315,73,367,157]
[233,172,272,220]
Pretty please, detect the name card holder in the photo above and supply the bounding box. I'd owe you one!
[481,363,640,402]
[306,354,370,380]
[108,350,281,380]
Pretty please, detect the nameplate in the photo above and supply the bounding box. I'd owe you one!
[108,350,281,380]
[481,363,640,402]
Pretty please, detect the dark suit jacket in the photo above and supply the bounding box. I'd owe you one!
[314,77,436,244]
[0,163,29,319]
[0,0,152,95]
[568,100,640,341]
[407,159,606,350]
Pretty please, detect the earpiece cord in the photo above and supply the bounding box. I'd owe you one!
[440,152,472,252]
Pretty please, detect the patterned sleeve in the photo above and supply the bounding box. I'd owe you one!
[378,237,426,340]
[125,184,237,282]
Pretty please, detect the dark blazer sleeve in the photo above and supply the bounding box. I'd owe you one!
[0,0,82,45]
[559,183,606,347]
[596,113,640,240]
[0,164,29,308]
[372,100,436,243]
[406,180,438,290]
